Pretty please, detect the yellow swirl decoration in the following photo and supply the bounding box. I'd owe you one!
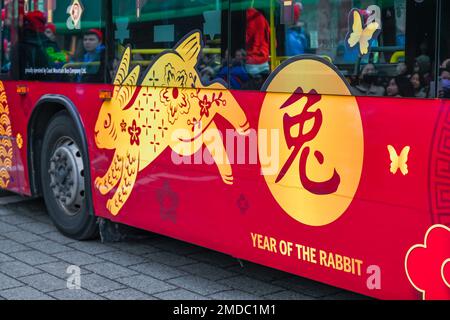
[16,133,23,149]
[0,81,13,189]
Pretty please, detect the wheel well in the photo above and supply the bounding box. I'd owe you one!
[29,94,96,219]
[28,102,66,196]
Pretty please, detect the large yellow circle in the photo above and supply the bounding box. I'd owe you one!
[259,58,364,226]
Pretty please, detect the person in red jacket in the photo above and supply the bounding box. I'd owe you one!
[245,6,270,78]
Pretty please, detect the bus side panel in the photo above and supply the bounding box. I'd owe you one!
[3,79,446,299]
[89,86,447,299]
[0,81,115,197]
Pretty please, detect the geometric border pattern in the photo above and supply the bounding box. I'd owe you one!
[429,104,450,226]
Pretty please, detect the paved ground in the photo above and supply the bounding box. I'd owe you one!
[0,190,367,300]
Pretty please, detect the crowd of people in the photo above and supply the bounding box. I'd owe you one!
[196,37,450,98]
[351,56,450,99]
[440,59,450,99]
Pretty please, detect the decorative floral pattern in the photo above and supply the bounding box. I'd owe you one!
[160,63,190,124]
[187,89,226,131]
[128,120,141,146]
[120,120,127,132]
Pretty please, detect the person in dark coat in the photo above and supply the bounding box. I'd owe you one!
[16,11,50,79]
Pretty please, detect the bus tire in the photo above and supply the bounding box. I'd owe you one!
[40,111,98,240]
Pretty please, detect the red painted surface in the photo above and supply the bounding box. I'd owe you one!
[2,80,450,299]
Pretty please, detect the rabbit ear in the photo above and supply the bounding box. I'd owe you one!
[174,31,201,67]
[114,47,131,86]
[123,65,140,86]
[116,65,141,109]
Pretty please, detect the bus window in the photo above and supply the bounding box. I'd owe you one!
[17,0,106,83]
[0,0,15,76]
[229,0,271,90]
[439,0,450,99]
[230,0,436,98]
[111,0,228,87]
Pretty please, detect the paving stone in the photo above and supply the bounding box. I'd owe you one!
[217,276,283,296]
[0,286,54,300]
[0,195,366,301]
[10,250,58,266]
[0,222,19,233]
[263,290,314,300]
[189,251,239,268]
[0,261,41,278]
[0,273,23,290]
[129,262,187,280]
[0,207,15,216]
[0,252,14,263]
[36,262,90,279]
[16,205,46,217]
[116,275,175,295]
[101,288,156,300]
[154,289,208,300]
[109,242,160,256]
[32,215,53,225]
[0,240,28,254]
[3,231,45,244]
[84,262,138,279]
[227,263,291,282]
[54,250,103,266]
[180,263,236,281]
[144,251,196,267]
[98,251,144,267]
[27,240,71,254]
[22,200,47,213]
[322,291,371,300]
[0,215,36,226]
[0,196,28,205]
[152,238,206,255]
[18,222,55,234]
[49,289,105,300]
[209,290,263,300]
[168,276,230,295]
[272,277,342,298]
[20,273,68,293]
[41,231,76,245]
[77,273,124,294]
[68,241,117,255]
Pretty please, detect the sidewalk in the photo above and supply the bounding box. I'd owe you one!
[0,191,366,300]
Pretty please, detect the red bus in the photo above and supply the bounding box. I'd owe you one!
[0,0,449,300]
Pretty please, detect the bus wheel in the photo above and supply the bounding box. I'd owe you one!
[40,111,98,240]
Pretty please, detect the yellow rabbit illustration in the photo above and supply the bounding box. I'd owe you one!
[94,31,250,215]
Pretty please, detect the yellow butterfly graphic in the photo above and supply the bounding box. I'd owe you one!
[387,145,410,176]
[347,10,380,56]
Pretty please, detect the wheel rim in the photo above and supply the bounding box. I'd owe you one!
[48,137,85,216]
